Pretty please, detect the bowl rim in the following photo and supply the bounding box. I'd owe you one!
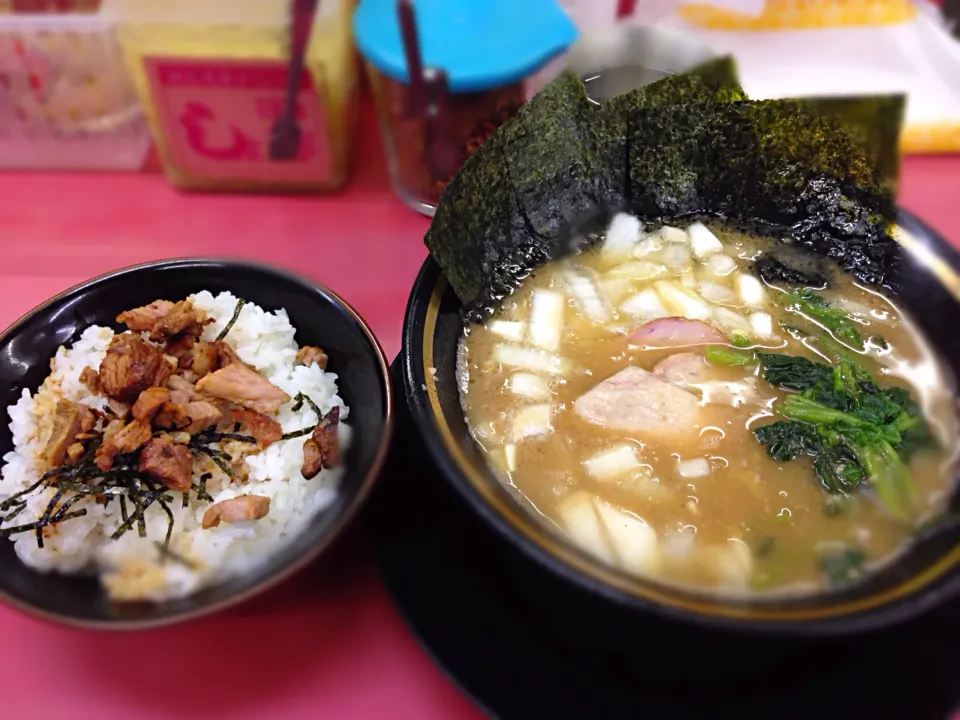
[403,211,960,636]
[0,256,394,630]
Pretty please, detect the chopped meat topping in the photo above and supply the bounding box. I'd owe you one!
[99,334,174,402]
[189,341,220,380]
[214,340,243,367]
[95,418,152,471]
[184,401,223,434]
[43,400,93,468]
[195,363,291,414]
[296,345,328,370]
[66,442,85,463]
[107,397,130,420]
[116,300,174,332]
[154,402,190,431]
[79,366,102,395]
[231,408,282,449]
[201,495,271,529]
[117,299,208,343]
[167,374,201,404]
[166,333,197,363]
[138,436,193,491]
[301,406,340,479]
[131,386,171,421]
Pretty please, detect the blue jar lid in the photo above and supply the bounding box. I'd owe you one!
[354,0,578,93]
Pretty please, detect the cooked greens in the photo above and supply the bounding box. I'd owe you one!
[753,335,932,521]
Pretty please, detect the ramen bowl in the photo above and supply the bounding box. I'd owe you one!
[401,208,960,636]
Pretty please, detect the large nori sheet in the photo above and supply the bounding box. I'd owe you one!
[793,95,906,199]
[423,62,901,320]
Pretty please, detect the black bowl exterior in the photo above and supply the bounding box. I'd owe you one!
[0,258,392,629]
[402,210,960,635]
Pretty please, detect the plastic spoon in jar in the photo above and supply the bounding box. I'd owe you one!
[397,0,427,119]
[269,0,319,161]
[423,68,466,180]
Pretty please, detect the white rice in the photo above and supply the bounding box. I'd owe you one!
[0,291,349,601]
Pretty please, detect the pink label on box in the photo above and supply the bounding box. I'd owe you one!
[144,57,332,185]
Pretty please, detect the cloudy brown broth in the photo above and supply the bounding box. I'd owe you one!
[456,220,958,596]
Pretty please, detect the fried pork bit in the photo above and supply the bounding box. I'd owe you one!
[66,442,85,463]
[214,340,243,367]
[155,402,190,430]
[131,386,171,421]
[189,341,220,379]
[99,334,174,402]
[201,495,271,529]
[184,401,223,434]
[115,300,174,332]
[231,408,282,449]
[117,299,209,343]
[95,418,152,471]
[166,333,197,363]
[301,406,341,479]
[195,363,291,414]
[296,345,328,370]
[43,400,94,468]
[79,366,102,395]
[167,374,201,404]
[138,435,193,491]
[106,397,131,420]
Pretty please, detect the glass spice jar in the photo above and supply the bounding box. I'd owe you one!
[368,66,525,216]
[354,0,578,217]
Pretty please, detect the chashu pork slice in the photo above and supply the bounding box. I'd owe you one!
[573,366,701,437]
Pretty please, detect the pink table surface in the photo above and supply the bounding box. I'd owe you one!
[0,101,958,719]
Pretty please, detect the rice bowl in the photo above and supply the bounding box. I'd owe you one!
[1,290,352,602]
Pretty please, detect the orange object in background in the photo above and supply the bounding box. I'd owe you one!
[115,0,359,193]
[679,0,918,29]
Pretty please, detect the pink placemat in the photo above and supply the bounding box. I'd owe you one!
[0,98,956,717]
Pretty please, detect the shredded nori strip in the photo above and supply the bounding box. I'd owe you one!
[281,425,317,441]
[0,475,46,511]
[119,495,129,524]
[215,298,246,341]
[155,541,196,569]
[292,392,321,416]
[35,487,66,548]
[0,510,86,538]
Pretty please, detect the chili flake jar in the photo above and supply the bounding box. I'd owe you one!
[354,0,577,217]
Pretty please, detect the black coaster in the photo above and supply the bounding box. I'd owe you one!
[364,359,960,719]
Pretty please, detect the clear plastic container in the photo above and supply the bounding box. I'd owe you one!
[354,0,578,216]
[114,0,359,192]
[367,66,525,216]
[0,5,152,170]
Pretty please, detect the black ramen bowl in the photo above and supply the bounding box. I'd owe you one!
[0,258,392,629]
[402,209,960,636]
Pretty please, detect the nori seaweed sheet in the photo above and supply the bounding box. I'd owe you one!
[502,72,602,243]
[424,64,901,320]
[793,95,906,199]
[591,56,746,204]
[628,100,897,285]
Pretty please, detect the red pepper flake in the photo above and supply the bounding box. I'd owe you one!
[372,70,525,208]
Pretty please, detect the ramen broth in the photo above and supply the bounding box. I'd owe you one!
[456,218,958,595]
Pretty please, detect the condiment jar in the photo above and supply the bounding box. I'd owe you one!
[354,0,578,217]
[115,0,359,193]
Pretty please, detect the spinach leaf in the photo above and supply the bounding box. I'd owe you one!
[754,421,816,461]
[756,352,833,391]
[820,546,867,588]
[780,289,864,350]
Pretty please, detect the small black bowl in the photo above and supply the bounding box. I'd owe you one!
[402,209,960,636]
[0,258,393,629]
